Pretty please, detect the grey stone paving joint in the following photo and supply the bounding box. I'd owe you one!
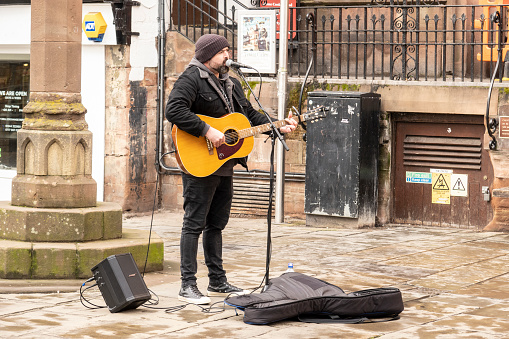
[0,211,508,338]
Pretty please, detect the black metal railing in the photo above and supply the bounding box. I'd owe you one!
[169,0,246,59]
[169,1,509,82]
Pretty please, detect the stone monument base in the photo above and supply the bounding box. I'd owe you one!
[0,228,164,279]
[0,201,164,279]
[0,201,122,242]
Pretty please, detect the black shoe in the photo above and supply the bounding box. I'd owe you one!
[178,285,211,305]
[207,281,249,296]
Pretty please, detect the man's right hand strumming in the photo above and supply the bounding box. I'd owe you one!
[205,126,225,148]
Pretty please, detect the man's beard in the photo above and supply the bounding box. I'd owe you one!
[217,65,229,75]
[218,66,230,74]
[207,59,229,75]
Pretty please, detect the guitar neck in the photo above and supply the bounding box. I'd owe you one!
[235,106,325,139]
[239,118,293,139]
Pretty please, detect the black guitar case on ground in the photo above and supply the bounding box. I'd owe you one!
[225,272,404,325]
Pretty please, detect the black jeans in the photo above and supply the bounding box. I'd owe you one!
[180,173,233,287]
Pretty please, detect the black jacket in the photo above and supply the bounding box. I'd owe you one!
[165,59,270,138]
[165,59,273,173]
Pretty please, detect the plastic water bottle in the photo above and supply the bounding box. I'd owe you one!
[286,262,294,272]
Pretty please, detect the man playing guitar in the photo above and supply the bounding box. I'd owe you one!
[165,34,297,305]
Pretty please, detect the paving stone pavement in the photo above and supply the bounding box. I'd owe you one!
[1,210,509,338]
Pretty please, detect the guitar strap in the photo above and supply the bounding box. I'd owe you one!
[208,73,233,113]
[218,82,233,113]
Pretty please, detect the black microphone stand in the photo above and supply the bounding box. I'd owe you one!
[231,66,288,290]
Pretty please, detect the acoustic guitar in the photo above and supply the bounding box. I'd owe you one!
[171,106,327,177]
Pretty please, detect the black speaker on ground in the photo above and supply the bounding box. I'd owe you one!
[91,253,151,313]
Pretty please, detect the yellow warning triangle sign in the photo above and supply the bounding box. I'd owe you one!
[433,173,449,190]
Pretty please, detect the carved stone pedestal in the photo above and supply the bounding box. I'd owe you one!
[0,0,163,279]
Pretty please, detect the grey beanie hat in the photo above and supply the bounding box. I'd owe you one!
[195,34,230,63]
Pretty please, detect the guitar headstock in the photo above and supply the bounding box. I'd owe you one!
[301,106,328,123]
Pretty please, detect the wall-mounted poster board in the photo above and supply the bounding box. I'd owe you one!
[237,10,277,74]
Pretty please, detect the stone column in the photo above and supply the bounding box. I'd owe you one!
[0,0,164,279]
[12,0,96,208]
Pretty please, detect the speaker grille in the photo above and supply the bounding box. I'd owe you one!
[91,253,151,313]
[116,254,150,299]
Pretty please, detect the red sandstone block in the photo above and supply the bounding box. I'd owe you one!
[29,41,81,94]
[143,68,158,86]
[31,0,81,43]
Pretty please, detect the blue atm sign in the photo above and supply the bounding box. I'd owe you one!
[84,21,96,31]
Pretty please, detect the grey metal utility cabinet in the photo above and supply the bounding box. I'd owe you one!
[305,91,381,228]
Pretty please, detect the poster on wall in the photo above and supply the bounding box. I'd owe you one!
[237,10,277,74]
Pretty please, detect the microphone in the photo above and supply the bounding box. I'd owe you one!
[225,59,253,69]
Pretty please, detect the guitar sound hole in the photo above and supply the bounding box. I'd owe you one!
[224,129,239,145]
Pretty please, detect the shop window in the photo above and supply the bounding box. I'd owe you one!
[0,61,29,169]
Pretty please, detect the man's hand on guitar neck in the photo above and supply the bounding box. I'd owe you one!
[280,111,298,134]
[205,126,225,148]
[205,111,297,149]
